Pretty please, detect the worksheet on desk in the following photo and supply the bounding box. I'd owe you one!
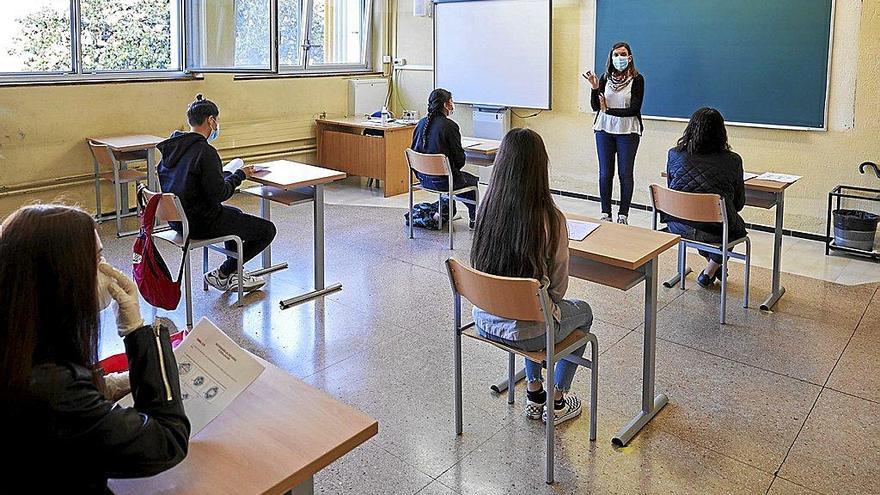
[118,318,264,437]
[756,172,801,183]
[567,219,601,241]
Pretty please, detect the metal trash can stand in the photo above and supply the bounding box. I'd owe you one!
[833,209,879,251]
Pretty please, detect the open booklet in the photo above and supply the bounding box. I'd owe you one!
[567,219,601,241]
[223,158,269,175]
[117,318,265,437]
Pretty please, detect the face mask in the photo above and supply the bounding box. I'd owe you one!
[613,56,630,71]
[96,266,113,311]
[208,122,220,142]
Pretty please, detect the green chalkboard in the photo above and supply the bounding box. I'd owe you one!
[595,0,833,129]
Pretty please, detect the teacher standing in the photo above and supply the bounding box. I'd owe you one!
[585,41,645,225]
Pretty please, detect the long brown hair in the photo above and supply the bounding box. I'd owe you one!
[675,107,731,155]
[605,41,639,80]
[0,204,101,400]
[471,128,560,281]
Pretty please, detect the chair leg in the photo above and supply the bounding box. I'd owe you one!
[449,206,455,251]
[134,181,143,217]
[720,250,729,324]
[437,194,444,232]
[545,349,555,484]
[113,180,123,236]
[95,175,103,223]
[743,238,752,309]
[235,239,244,308]
[453,331,463,435]
[507,352,516,405]
[202,246,209,291]
[589,334,598,442]
[408,180,414,240]
[679,242,687,290]
[184,251,193,329]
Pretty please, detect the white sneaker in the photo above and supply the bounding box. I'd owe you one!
[617,214,628,225]
[524,397,545,421]
[542,394,583,426]
[227,272,266,292]
[204,269,232,291]
[600,213,612,222]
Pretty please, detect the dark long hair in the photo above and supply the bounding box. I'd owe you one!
[605,41,639,79]
[0,205,101,400]
[471,128,560,281]
[675,107,731,155]
[421,88,453,149]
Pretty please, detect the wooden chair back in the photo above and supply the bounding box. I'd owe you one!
[88,141,118,169]
[650,184,724,223]
[405,148,451,177]
[445,259,546,322]
[140,188,184,223]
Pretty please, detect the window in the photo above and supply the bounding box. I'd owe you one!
[0,0,372,83]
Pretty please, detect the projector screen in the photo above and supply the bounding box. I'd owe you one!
[434,0,552,110]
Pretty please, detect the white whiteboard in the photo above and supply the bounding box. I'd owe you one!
[434,0,552,110]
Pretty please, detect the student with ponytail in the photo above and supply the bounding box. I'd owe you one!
[411,88,478,228]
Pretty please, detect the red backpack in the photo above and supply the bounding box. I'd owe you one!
[132,189,189,310]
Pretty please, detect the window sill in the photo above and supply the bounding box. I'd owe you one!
[233,70,385,81]
[0,72,200,88]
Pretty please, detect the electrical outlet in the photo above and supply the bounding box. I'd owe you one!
[382,55,392,64]
[393,58,406,66]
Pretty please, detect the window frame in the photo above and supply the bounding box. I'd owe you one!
[0,0,189,85]
[0,0,375,85]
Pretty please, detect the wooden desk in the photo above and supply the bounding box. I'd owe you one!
[659,171,799,310]
[493,216,679,447]
[315,117,416,198]
[109,357,378,495]
[89,134,164,191]
[243,160,346,309]
[462,136,501,184]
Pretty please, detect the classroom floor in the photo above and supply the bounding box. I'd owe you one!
[98,180,880,495]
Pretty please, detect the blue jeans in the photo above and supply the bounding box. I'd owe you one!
[479,299,593,392]
[595,131,640,216]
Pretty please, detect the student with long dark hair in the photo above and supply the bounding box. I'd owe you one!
[0,204,190,493]
[411,88,478,228]
[158,94,277,293]
[471,128,593,425]
[665,107,746,287]
[584,41,645,225]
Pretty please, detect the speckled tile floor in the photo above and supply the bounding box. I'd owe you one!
[97,182,880,495]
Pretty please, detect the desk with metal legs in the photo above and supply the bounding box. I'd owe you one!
[492,216,679,446]
[660,173,798,311]
[242,160,346,309]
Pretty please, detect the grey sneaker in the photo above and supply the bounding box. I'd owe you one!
[204,269,232,291]
[227,272,266,292]
[617,214,629,225]
[542,394,583,426]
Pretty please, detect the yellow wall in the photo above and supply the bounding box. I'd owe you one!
[393,0,880,234]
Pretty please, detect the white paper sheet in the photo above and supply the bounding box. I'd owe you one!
[743,172,759,181]
[755,172,801,183]
[118,318,265,437]
[567,219,601,241]
[222,158,245,174]
[461,138,481,148]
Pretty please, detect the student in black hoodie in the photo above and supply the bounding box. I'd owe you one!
[411,88,478,229]
[158,95,277,292]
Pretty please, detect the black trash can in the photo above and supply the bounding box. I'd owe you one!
[833,209,880,251]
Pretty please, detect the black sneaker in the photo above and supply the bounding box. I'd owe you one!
[469,219,476,231]
[697,270,715,288]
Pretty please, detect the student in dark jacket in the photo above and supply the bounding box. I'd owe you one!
[665,107,747,288]
[411,88,478,228]
[0,204,190,494]
[584,41,645,225]
[158,94,277,293]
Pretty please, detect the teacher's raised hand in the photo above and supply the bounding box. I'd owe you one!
[583,70,600,90]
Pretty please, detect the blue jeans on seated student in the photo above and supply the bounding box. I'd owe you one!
[473,299,593,392]
[666,220,747,264]
[415,171,478,220]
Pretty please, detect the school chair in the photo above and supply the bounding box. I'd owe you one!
[649,184,751,324]
[445,258,599,485]
[139,187,244,328]
[89,141,148,237]
[405,148,479,250]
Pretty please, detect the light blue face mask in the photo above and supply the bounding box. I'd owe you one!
[208,122,220,142]
[613,56,630,71]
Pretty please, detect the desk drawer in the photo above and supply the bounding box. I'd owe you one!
[320,130,384,179]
